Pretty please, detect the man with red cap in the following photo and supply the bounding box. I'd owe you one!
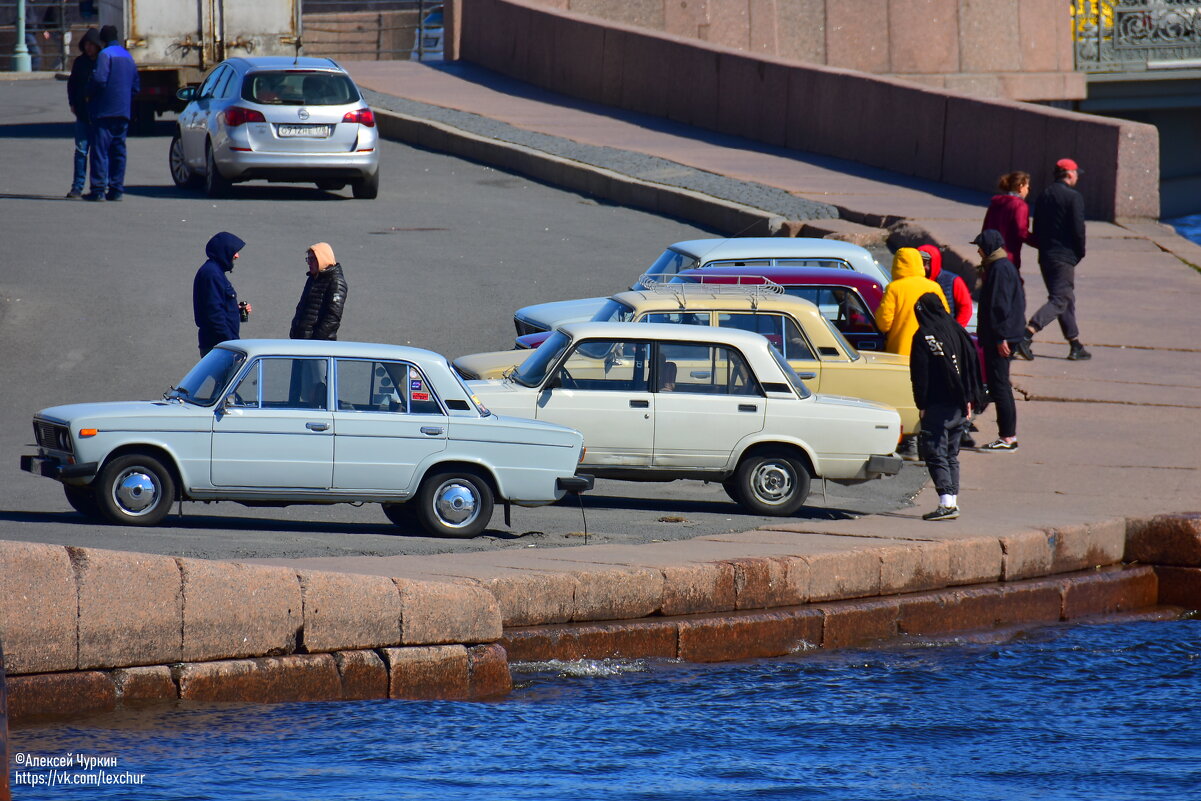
[1016,158,1090,361]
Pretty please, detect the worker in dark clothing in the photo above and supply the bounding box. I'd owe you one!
[910,292,985,522]
[973,229,1026,451]
[1017,158,1090,361]
[85,25,139,202]
[193,232,249,356]
[290,242,348,340]
[66,28,102,198]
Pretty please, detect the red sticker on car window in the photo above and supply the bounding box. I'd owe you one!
[412,391,430,402]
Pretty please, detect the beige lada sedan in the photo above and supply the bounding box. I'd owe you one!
[466,322,902,516]
[455,281,919,438]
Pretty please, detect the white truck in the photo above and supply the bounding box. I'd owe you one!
[99,0,301,130]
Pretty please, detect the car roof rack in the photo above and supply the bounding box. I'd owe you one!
[634,274,785,308]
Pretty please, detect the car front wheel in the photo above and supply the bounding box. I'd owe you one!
[64,484,103,519]
[414,470,493,538]
[728,450,811,516]
[169,132,199,189]
[96,453,176,526]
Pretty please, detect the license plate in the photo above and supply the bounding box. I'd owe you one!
[277,125,332,138]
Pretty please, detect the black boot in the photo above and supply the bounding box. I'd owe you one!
[1067,340,1092,361]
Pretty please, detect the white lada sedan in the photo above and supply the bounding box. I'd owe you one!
[466,323,902,516]
[20,341,592,538]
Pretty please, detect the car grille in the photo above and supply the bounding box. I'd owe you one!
[514,318,547,337]
[34,420,72,453]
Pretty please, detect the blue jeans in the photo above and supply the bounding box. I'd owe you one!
[90,116,129,195]
[71,117,90,192]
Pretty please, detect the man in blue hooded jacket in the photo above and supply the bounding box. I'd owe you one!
[193,232,249,355]
[85,24,139,202]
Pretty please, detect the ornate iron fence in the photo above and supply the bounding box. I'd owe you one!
[1074,0,1201,72]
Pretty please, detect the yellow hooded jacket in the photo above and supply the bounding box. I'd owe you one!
[875,248,950,356]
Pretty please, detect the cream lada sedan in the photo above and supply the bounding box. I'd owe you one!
[466,323,902,516]
[456,280,919,438]
[20,341,591,538]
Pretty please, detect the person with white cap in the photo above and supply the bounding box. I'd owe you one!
[1016,158,1091,362]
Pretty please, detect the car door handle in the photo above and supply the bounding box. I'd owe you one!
[420,426,445,436]
[796,372,817,380]
[306,422,329,431]
[629,399,649,408]
[738,404,758,413]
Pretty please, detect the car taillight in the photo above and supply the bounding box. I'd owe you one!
[342,108,376,127]
[225,106,266,127]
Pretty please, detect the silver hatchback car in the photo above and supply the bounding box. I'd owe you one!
[170,57,380,199]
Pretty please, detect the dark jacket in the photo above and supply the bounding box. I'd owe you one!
[86,41,140,120]
[290,265,348,340]
[67,29,102,119]
[982,192,1031,271]
[193,232,245,351]
[1032,180,1085,266]
[975,230,1026,344]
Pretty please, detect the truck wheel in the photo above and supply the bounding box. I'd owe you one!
[169,132,200,189]
[351,170,379,199]
[204,141,233,198]
[729,450,811,516]
[64,485,102,519]
[414,470,493,538]
[96,453,176,526]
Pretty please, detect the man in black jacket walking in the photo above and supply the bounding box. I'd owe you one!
[290,242,348,340]
[974,229,1027,452]
[66,28,102,198]
[1017,158,1091,361]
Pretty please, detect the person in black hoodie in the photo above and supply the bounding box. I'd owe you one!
[910,293,985,522]
[193,232,250,356]
[973,229,1026,452]
[290,242,348,341]
[66,28,102,198]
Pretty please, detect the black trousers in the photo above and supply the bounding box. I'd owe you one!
[920,404,969,497]
[982,341,1017,439]
[1029,258,1079,341]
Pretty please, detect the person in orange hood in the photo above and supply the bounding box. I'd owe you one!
[290,242,348,341]
[875,248,949,356]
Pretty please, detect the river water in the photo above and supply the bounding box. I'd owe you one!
[9,617,1201,800]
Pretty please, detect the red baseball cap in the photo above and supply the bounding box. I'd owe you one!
[1056,158,1082,174]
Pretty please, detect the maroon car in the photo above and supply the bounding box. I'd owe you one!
[513,265,888,351]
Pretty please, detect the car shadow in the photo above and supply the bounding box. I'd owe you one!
[0,119,174,139]
[573,493,859,521]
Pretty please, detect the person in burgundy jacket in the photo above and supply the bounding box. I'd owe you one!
[917,245,972,329]
[982,171,1031,271]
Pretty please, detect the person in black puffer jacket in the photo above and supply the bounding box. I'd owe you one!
[290,242,348,340]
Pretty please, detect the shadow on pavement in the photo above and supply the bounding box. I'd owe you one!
[574,493,860,521]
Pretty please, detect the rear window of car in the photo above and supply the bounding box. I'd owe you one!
[243,71,360,106]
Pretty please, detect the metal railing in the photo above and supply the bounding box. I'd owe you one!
[1,0,93,71]
[1074,0,1201,72]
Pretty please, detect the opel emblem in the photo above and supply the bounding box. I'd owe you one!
[298,107,310,121]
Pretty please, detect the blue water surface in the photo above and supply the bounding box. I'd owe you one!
[9,618,1201,800]
[1167,213,1201,246]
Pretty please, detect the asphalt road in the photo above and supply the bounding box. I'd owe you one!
[0,78,924,560]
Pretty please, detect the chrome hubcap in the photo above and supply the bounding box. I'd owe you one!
[433,480,479,528]
[751,461,794,505]
[112,468,159,515]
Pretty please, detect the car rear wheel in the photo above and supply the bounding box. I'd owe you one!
[96,453,176,526]
[414,470,493,538]
[64,484,103,519]
[351,170,379,199]
[381,502,414,528]
[728,450,811,516]
[204,140,233,198]
[169,132,200,189]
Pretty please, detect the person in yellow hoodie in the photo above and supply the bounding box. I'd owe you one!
[875,248,950,356]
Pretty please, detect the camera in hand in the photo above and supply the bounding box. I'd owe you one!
[238,301,249,322]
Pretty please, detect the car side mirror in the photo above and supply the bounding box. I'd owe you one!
[223,395,237,410]
[543,375,560,391]
[176,86,196,102]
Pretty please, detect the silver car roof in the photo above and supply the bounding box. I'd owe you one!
[220,339,446,363]
[668,237,873,262]
[557,321,773,350]
[222,56,346,74]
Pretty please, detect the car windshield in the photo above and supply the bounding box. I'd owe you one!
[768,344,810,398]
[636,248,700,287]
[590,299,636,323]
[511,331,571,388]
[243,71,360,106]
[172,347,245,406]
